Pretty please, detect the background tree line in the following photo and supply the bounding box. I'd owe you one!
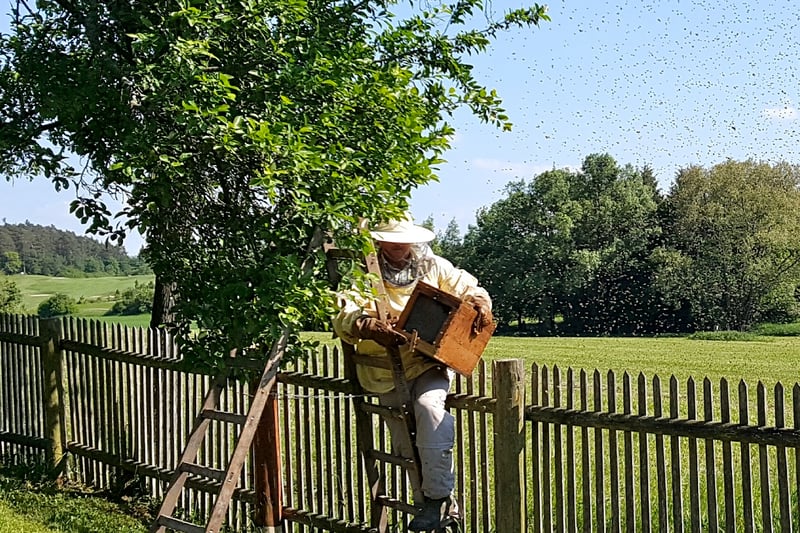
[429,154,800,335]
[0,222,151,277]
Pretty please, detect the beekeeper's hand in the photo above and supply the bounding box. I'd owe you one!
[353,316,407,347]
[465,293,493,333]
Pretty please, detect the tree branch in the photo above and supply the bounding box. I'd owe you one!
[50,0,135,64]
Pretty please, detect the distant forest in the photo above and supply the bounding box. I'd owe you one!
[0,222,151,276]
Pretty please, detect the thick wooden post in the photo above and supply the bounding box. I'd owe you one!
[252,376,283,532]
[40,317,68,479]
[493,359,526,533]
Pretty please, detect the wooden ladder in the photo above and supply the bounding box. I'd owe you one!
[328,235,456,533]
[150,230,324,532]
[342,339,430,531]
[149,333,287,533]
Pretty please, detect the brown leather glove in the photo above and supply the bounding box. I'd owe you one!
[353,316,407,347]
[465,293,493,333]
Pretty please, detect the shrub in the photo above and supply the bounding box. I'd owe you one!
[109,281,154,316]
[752,321,800,337]
[687,330,762,342]
[38,293,79,318]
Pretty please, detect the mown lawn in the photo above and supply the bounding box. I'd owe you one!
[484,334,800,388]
[10,274,154,316]
[305,328,800,394]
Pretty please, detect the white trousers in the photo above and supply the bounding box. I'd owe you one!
[378,366,455,500]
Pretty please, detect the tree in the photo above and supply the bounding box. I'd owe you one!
[0,223,148,276]
[462,176,573,332]
[461,155,663,335]
[656,160,800,330]
[1,1,549,369]
[563,154,662,334]
[0,251,22,274]
[0,274,22,313]
[427,217,465,266]
[38,293,78,318]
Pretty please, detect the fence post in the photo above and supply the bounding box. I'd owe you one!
[251,376,283,531]
[40,317,68,480]
[493,359,526,533]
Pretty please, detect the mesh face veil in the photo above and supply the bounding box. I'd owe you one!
[379,243,435,287]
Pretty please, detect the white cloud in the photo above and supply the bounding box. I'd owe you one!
[762,105,798,120]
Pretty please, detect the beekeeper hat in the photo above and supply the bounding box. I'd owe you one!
[369,214,435,243]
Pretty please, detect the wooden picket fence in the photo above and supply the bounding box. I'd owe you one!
[527,365,800,532]
[2,312,800,532]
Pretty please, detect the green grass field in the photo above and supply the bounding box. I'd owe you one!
[9,274,154,320]
[304,329,800,390]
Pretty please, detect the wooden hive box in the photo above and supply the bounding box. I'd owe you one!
[396,281,496,376]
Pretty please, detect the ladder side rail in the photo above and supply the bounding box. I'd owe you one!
[343,340,390,532]
[150,375,227,533]
[205,331,288,533]
[361,240,424,510]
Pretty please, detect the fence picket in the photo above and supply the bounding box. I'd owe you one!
[757,382,773,533]
[774,383,791,532]
[580,369,592,533]
[794,385,800,533]
[719,378,736,531]
[702,378,719,532]
[735,379,750,533]
[607,370,620,533]
[669,376,684,533]
[566,368,577,533]
[622,373,634,533]
[553,365,565,532]
[478,360,491,533]
[593,369,605,532]
[531,363,542,533]
[687,377,700,532]
[462,363,477,533]
[637,373,651,533]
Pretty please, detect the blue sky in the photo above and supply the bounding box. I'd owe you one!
[2,1,799,255]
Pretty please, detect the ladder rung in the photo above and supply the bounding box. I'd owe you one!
[202,408,248,425]
[359,402,408,421]
[181,461,227,483]
[368,449,419,471]
[156,514,206,533]
[375,494,420,515]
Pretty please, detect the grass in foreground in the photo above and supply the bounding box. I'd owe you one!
[0,499,54,533]
[483,334,800,388]
[0,468,150,533]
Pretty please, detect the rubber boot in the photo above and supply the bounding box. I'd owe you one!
[408,495,458,531]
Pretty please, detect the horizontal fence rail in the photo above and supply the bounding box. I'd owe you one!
[3,313,800,532]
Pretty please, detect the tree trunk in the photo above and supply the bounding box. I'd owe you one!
[150,275,176,328]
